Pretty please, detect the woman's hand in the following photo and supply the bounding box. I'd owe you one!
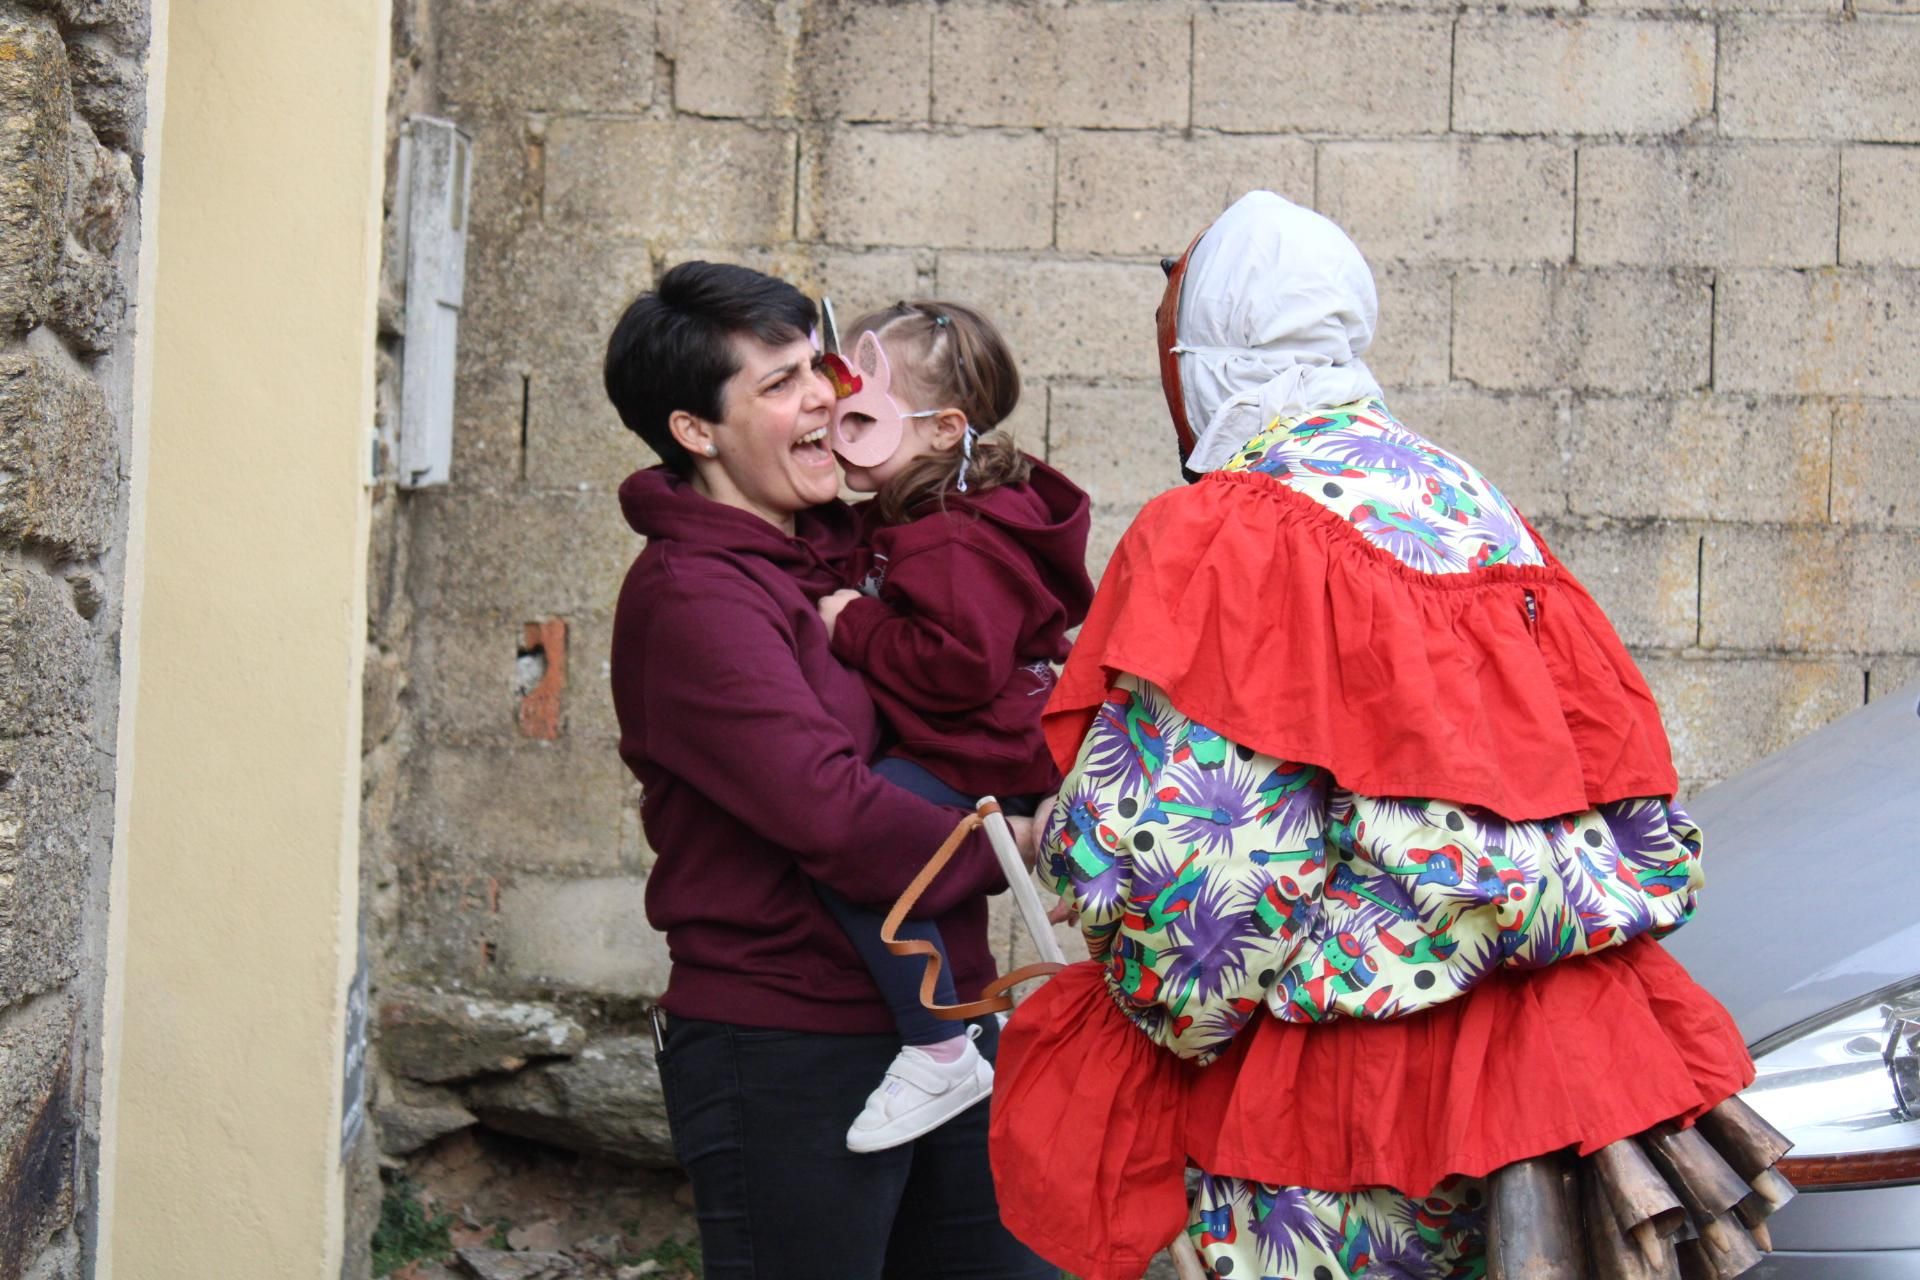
[816,588,861,641]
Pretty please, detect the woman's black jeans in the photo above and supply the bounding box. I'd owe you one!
[656,1012,1056,1279]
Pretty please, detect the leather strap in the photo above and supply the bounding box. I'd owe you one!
[879,811,1066,1020]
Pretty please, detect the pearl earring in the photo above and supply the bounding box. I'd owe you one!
[704,444,718,458]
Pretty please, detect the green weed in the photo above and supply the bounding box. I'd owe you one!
[371,1179,453,1276]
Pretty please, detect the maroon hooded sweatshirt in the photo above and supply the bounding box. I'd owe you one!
[610,467,1007,1034]
[831,460,1095,797]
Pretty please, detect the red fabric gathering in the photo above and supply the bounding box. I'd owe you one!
[1045,470,1678,822]
[990,942,1754,1280]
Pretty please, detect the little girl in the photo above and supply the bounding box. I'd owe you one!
[814,300,1094,1153]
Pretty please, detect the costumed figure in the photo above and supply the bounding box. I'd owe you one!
[984,193,1796,1280]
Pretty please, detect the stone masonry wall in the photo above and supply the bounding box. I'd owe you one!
[0,0,147,1277]
[368,0,1920,1182]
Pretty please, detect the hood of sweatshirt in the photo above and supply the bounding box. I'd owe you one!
[619,465,857,599]
[938,458,1094,626]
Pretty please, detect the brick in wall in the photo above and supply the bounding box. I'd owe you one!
[1831,400,1920,527]
[933,3,1188,131]
[1841,146,1920,267]
[1567,396,1831,523]
[1453,267,1712,395]
[1454,17,1714,137]
[1047,382,1181,511]
[1193,8,1450,136]
[1703,525,1920,653]
[1721,18,1920,142]
[1057,132,1313,257]
[1577,144,1838,269]
[1716,270,1920,398]
[545,118,798,245]
[1318,141,1574,265]
[1643,656,1862,784]
[803,0,930,124]
[935,254,1162,382]
[813,127,1052,250]
[438,0,655,113]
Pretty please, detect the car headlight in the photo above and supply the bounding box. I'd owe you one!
[1744,974,1920,1189]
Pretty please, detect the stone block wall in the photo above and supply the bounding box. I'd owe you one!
[0,0,147,1276]
[367,0,1920,1171]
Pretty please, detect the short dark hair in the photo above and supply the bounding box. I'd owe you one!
[603,261,817,476]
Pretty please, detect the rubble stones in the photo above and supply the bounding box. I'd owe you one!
[374,1077,478,1157]
[455,1249,579,1280]
[466,1037,675,1169]
[0,350,119,556]
[0,10,72,330]
[0,996,79,1271]
[0,736,93,1006]
[379,986,587,1084]
[64,35,143,149]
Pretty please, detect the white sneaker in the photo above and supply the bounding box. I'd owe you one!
[846,1032,993,1153]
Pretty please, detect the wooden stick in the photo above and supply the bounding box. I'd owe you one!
[978,798,1067,966]
[1167,1231,1208,1280]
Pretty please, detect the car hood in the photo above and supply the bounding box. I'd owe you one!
[1660,678,1920,1047]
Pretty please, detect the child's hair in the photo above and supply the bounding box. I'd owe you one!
[846,300,1031,524]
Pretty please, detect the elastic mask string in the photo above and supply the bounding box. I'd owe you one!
[957,424,978,493]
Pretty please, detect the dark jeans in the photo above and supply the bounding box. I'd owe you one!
[816,758,1039,1046]
[657,1014,1056,1280]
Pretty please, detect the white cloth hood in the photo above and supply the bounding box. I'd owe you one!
[1173,191,1383,474]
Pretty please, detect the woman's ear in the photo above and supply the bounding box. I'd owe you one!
[668,409,716,461]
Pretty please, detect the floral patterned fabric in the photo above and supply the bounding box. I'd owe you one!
[1222,398,1543,574]
[1041,675,1703,1065]
[1032,399,1703,1278]
[1189,1173,1486,1280]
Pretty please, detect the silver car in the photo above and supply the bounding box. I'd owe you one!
[1662,680,1920,1278]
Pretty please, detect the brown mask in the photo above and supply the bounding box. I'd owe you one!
[1156,224,1209,468]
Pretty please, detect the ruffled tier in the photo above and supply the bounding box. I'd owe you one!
[1046,471,1677,820]
[990,964,1195,1280]
[990,939,1754,1280]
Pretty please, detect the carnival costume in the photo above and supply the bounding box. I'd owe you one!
[985,194,1793,1280]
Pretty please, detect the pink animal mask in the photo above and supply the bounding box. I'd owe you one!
[823,331,942,468]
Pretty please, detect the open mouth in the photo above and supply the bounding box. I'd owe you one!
[793,425,833,465]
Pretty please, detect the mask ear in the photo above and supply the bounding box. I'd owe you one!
[855,330,888,384]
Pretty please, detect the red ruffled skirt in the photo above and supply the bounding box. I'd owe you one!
[990,938,1754,1280]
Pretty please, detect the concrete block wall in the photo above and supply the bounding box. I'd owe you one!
[0,0,147,1275]
[372,0,1920,1146]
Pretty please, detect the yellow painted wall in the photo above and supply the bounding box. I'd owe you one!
[103,0,390,1273]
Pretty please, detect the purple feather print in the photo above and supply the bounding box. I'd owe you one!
[1157,756,1259,858]
[1158,873,1273,1007]
[1247,1184,1339,1273]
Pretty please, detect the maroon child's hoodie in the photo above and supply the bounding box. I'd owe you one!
[610,467,1008,1033]
[830,459,1095,798]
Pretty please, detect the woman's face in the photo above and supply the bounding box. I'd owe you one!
[699,333,840,529]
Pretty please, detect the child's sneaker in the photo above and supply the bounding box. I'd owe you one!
[846,1031,993,1153]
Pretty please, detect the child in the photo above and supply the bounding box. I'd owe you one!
[813,300,1094,1153]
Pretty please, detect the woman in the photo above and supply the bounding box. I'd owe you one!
[988,193,1789,1280]
[603,261,1054,1279]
